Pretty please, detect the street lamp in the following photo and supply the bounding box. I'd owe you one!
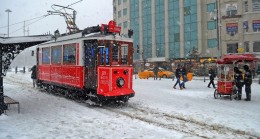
[5,9,12,37]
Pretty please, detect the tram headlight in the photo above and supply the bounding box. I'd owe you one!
[116,77,125,88]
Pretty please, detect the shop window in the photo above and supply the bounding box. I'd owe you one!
[253,42,260,52]
[244,41,249,52]
[227,43,238,53]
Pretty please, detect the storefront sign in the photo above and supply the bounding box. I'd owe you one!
[252,20,260,30]
[226,23,238,32]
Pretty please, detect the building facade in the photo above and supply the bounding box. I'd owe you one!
[219,0,260,56]
[113,0,260,65]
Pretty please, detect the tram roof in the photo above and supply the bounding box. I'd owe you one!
[38,32,133,46]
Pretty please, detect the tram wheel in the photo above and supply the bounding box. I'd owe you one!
[214,89,219,99]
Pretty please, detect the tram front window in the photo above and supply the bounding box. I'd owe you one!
[121,45,128,65]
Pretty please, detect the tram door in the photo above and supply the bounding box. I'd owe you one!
[84,41,98,89]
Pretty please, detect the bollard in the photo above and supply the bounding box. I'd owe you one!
[15,66,17,74]
[23,66,25,73]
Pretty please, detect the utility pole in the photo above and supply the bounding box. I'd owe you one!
[5,9,12,37]
[216,0,221,58]
[23,21,26,36]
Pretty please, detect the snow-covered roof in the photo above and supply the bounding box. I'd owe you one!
[0,35,52,44]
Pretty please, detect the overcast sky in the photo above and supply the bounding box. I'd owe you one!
[0,0,113,37]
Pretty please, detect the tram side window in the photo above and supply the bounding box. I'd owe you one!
[51,45,62,64]
[42,47,50,64]
[63,44,76,65]
[121,45,128,64]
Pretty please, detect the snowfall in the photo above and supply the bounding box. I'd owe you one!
[0,70,260,139]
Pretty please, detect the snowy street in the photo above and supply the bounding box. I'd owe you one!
[1,71,260,139]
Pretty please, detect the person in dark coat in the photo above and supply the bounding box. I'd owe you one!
[173,65,183,90]
[180,65,187,89]
[207,66,216,88]
[234,67,244,100]
[31,65,37,87]
[153,66,159,80]
[243,65,252,101]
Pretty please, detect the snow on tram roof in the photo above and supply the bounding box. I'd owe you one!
[38,31,132,46]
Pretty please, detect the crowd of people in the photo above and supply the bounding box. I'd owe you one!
[173,64,188,90]
[206,65,253,101]
[233,65,253,101]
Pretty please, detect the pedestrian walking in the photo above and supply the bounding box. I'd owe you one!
[234,67,244,100]
[173,65,183,90]
[180,64,187,89]
[31,65,37,88]
[207,66,216,88]
[153,65,159,80]
[243,65,252,101]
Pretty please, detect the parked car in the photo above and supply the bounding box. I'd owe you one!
[138,68,174,79]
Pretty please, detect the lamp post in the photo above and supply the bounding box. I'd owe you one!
[5,9,12,37]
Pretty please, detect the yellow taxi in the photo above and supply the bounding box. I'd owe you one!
[138,68,174,79]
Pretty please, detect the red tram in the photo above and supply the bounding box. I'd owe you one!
[36,21,135,103]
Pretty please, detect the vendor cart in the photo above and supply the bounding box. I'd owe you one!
[214,54,258,100]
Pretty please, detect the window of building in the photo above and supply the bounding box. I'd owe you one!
[253,42,260,52]
[63,44,76,65]
[244,1,248,12]
[226,3,237,17]
[207,21,216,30]
[207,3,216,12]
[42,47,50,64]
[118,10,121,18]
[118,0,121,5]
[51,45,62,64]
[227,43,238,53]
[123,21,128,28]
[184,6,191,15]
[252,0,260,11]
[244,41,249,52]
[208,39,218,48]
[123,0,127,3]
[117,23,121,28]
[123,8,127,16]
[174,33,180,42]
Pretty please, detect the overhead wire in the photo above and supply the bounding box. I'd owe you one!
[10,15,49,35]
[2,0,83,35]
[0,15,48,29]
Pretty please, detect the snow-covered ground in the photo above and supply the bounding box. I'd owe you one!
[1,71,260,139]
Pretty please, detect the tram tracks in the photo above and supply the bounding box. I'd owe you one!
[102,104,258,139]
[4,74,260,139]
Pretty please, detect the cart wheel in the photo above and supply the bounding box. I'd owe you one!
[214,89,218,99]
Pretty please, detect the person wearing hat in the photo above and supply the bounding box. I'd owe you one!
[234,67,244,100]
[243,65,252,101]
